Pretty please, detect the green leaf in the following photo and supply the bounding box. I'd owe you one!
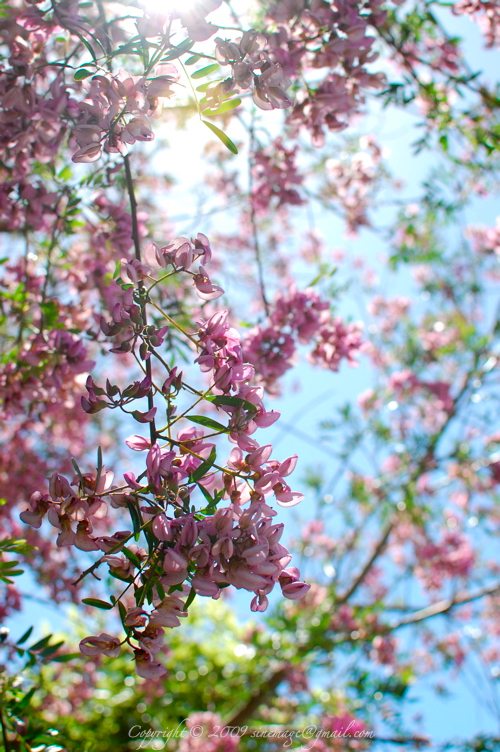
[185,54,202,65]
[28,634,53,652]
[191,63,220,79]
[184,586,196,609]
[162,38,194,61]
[125,497,143,541]
[201,120,238,154]
[118,600,128,626]
[195,481,216,508]
[211,395,258,413]
[75,33,98,64]
[189,446,217,483]
[196,79,222,93]
[95,445,103,493]
[57,166,73,180]
[51,652,81,663]
[40,640,65,658]
[17,626,33,645]
[81,598,114,610]
[71,457,85,489]
[156,581,165,601]
[41,300,60,328]
[189,415,227,432]
[121,545,141,568]
[17,686,36,711]
[202,98,242,116]
[74,68,93,81]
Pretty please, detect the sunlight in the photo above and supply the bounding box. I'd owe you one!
[139,0,200,15]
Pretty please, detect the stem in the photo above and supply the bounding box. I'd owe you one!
[123,154,157,445]
[148,300,200,347]
[0,706,11,752]
[72,518,152,587]
[248,121,270,315]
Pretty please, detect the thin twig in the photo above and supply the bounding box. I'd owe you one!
[248,121,270,315]
[123,154,157,445]
[391,581,500,630]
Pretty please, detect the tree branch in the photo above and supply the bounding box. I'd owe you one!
[225,665,290,727]
[337,519,394,604]
[390,581,500,630]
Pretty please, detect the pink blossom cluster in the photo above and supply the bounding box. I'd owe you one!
[251,138,304,215]
[466,217,500,256]
[453,0,500,48]
[265,0,386,145]
[308,317,364,372]
[71,66,179,163]
[212,30,292,111]
[179,713,239,752]
[400,36,461,75]
[0,180,59,233]
[144,233,224,301]
[387,370,454,413]
[322,136,387,235]
[71,498,309,677]
[243,286,363,392]
[0,9,77,232]
[414,528,475,590]
[16,225,310,674]
[19,468,113,550]
[311,712,369,751]
[368,295,412,336]
[1,326,95,420]
[0,408,101,615]
[93,234,224,355]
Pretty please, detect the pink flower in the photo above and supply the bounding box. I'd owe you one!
[134,648,168,678]
[19,491,50,529]
[192,266,224,301]
[125,434,152,451]
[80,633,121,657]
[279,567,310,599]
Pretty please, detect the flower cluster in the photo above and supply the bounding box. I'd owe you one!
[322,136,387,235]
[414,527,475,590]
[71,66,179,163]
[466,217,500,256]
[453,0,500,48]
[251,137,304,215]
[36,479,310,677]
[243,286,363,393]
[1,325,95,420]
[0,9,76,232]
[179,713,239,752]
[212,30,292,111]
[265,0,387,145]
[144,233,224,301]
[16,222,310,676]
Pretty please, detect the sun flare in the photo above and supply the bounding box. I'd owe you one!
[139,0,200,15]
